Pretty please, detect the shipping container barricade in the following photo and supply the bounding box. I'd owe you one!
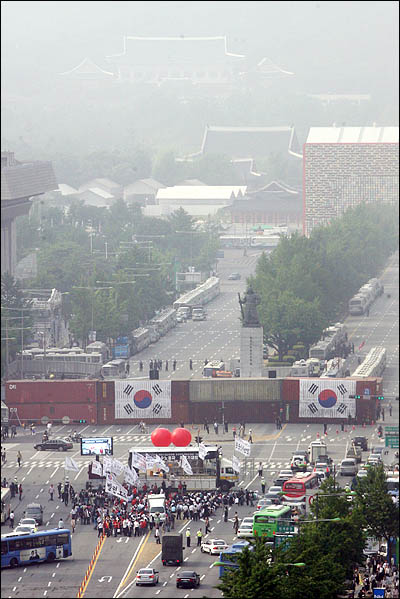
[76,533,106,598]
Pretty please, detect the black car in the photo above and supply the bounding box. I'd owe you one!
[353,436,368,451]
[34,438,73,452]
[176,571,200,589]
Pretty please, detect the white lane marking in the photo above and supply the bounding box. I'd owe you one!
[155,590,161,595]
[74,466,85,481]
[200,574,205,580]
[113,532,147,597]
[191,548,196,553]
[50,466,59,479]
[163,581,167,586]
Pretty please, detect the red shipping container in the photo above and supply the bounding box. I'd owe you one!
[5,380,98,425]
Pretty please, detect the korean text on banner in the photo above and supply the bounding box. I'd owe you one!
[180,454,193,475]
[124,466,139,485]
[232,455,241,473]
[235,437,251,457]
[114,380,171,419]
[91,460,103,477]
[105,473,128,501]
[130,451,147,471]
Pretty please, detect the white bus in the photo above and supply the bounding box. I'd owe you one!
[130,328,151,355]
[101,359,127,378]
[173,277,220,313]
[352,347,386,378]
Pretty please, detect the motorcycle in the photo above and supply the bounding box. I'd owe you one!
[65,433,82,443]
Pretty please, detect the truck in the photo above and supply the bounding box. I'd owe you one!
[148,493,166,523]
[308,441,328,464]
[162,534,184,566]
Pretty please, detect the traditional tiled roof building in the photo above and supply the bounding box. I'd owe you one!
[106,36,245,90]
[303,126,399,235]
[224,180,302,228]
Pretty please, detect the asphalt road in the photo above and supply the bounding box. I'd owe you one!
[1,250,398,598]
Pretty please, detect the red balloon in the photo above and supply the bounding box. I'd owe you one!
[171,427,192,447]
[151,428,171,447]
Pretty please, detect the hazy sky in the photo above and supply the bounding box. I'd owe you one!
[2,0,398,92]
[1,1,398,161]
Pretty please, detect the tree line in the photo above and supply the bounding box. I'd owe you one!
[218,464,399,599]
[9,202,219,349]
[250,203,399,360]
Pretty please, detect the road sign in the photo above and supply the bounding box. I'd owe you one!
[41,416,49,424]
[62,416,70,425]
[385,436,399,449]
[276,522,295,534]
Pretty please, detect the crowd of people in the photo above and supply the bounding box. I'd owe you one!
[351,555,399,598]
[55,481,257,542]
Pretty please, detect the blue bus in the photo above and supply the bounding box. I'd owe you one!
[1,529,72,568]
[218,541,254,577]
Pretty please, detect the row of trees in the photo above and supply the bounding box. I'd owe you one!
[13,201,220,347]
[251,203,399,359]
[218,464,399,599]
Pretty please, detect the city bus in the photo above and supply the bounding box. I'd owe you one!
[1,529,72,568]
[1,488,11,523]
[253,505,292,539]
[282,472,320,499]
[218,541,254,577]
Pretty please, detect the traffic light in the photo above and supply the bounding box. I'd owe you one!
[79,419,86,423]
[377,396,384,401]
[349,395,361,399]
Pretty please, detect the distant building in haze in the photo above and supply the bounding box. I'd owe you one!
[1,151,57,275]
[303,126,399,236]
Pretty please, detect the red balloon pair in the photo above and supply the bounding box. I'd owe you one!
[151,427,191,447]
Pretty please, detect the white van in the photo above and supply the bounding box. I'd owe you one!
[340,458,357,477]
[148,493,166,522]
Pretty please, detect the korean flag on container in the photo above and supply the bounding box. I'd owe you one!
[114,380,171,419]
[299,379,356,419]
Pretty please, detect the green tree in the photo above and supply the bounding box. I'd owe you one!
[1,273,33,375]
[217,534,346,599]
[353,463,399,561]
[256,289,327,360]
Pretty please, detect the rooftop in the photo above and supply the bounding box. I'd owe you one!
[183,125,302,161]
[1,160,57,201]
[156,185,246,201]
[58,57,115,79]
[107,36,245,65]
[306,126,399,144]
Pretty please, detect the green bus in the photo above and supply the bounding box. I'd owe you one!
[253,505,293,539]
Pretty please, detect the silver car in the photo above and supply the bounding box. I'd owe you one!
[136,568,159,586]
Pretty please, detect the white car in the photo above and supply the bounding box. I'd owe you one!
[268,486,282,496]
[136,568,159,586]
[18,518,39,530]
[14,525,37,534]
[279,469,294,479]
[200,539,228,555]
[237,518,254,538]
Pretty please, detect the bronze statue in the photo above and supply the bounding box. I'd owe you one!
[238,286,261,327]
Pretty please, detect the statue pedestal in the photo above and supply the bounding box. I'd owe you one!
[240,326,263,378]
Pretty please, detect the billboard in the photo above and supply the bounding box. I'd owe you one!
[80,437,113,456]
[114,380,171,419]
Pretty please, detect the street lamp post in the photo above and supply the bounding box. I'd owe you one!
[72,286,113,344]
